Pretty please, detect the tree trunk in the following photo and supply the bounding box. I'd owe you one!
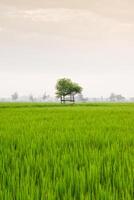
[73,95,75,103]
[60,97,62,104]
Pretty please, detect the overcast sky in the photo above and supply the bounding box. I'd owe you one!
[0,0,134,98]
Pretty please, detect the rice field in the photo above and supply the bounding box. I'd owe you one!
[0,103,133,200]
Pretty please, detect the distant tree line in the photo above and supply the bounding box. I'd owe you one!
[3,78,132,103]
[10,92,50,102]
[109,93,125,102]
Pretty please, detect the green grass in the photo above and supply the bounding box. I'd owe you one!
[0,103,133,200]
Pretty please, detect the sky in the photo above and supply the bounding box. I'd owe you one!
[0,0,134,98]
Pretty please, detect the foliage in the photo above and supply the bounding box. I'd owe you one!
[56,78,82,98]
[109,93,125,102]
[0,103,133,199]
[11,92,18,101]
[29,95,34,102]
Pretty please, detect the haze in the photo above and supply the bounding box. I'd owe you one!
[0,0,134,98]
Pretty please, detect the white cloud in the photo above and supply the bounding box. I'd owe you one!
[1,7,134,33]
[0,8,116,23]
[1,7,134,48]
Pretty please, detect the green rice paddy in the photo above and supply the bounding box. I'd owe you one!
[0,103,133,199]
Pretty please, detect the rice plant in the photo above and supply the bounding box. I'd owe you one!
[0,103,133,199]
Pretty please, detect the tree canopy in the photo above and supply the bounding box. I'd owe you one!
[56,78,82,102]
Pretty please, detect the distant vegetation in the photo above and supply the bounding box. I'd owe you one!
[1,77,133,102]
[56,78,82,103]
[0,103,133,199]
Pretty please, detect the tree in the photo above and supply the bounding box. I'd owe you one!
[109,93,125,102]
[109,93,116,102]
[116,94,125,102]
[29,95,34,102]
[56,78,82,103]
[76,94,84,102]
[11,92,18,101]
[42,92,49,102]
[42,92,47,101]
